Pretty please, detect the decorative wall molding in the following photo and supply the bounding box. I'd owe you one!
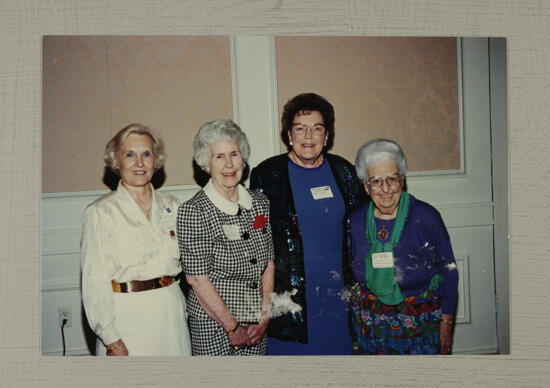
[42,278,81,293]
[230,35,281,170]
[454,253,471,325]
[42,184,200,201]
[435,201,494,228]
[42,348,92,357]
[42,228,82,256]
[457,37,465,175]
[404,38,466,179]
[42,188,493,230]
[453,345,497,355]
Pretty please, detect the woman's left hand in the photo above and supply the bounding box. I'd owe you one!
[440,313,453,355]
[246,319,269,347]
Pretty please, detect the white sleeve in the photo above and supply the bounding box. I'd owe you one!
[80,205,120,346]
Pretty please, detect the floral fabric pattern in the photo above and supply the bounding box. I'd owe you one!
[350,285,442,355]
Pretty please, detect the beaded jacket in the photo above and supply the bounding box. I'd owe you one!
[250,153,367,343]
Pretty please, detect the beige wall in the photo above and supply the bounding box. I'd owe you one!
[43,36,233,193]
[275,37,459,171]
[43,36,459,193]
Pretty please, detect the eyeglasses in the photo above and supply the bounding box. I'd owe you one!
[367,174,403,189]
[291,123,326,137]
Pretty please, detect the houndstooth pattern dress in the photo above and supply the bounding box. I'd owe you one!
[177,182,274,355]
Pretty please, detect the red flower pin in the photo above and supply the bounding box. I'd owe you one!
[253,214,267,229]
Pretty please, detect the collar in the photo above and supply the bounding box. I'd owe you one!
[116,180,155,200]
[116,181,158,221]
[203,180,252,215]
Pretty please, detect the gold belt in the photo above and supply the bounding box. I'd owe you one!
[111,274,179,293]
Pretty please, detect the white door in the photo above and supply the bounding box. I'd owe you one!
[398,38,499,354]
[411,38,499,354]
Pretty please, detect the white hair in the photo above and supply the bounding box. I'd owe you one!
[355,138,407,181]
[193,119,250,171]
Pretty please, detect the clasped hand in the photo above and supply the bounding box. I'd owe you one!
[228,320,268,349]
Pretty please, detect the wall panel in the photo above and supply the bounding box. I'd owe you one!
[42,36,233,193]
[275,36,460,171]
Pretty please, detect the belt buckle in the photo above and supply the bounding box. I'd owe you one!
[111,280,121,293]
[158,276,173,287]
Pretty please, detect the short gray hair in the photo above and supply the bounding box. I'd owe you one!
[193,119,250,171]
[104,123,165,174]
[355,138,407,182]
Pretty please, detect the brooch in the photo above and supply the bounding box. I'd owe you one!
[253,214,267,229]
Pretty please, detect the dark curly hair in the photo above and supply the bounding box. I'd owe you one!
[280,92,335,152]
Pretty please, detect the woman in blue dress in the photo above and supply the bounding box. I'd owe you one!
[350,138,459,355]
[250,93,366,355]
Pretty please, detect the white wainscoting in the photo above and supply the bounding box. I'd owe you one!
[41,186,493,355]
[447,225,498,354]
[41,185,200,356]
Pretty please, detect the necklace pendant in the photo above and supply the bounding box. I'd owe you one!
[378,228,389,240]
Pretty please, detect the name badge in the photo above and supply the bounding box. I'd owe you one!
[372,252,394,268]
[310,185,334,200]
[222,224,241,240]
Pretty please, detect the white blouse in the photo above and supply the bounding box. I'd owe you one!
[81,182,181,345]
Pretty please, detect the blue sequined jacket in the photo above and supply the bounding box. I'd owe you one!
[250,153,367,343]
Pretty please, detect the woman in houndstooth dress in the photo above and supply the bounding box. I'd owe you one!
[177,119,275,355]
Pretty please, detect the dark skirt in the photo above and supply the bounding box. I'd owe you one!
[350,286,442,355]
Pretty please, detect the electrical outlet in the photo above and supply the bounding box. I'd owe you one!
[58,307,72,327]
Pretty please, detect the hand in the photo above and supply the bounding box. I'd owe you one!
[228,325,249,349]
[106,339,129,356]
[440,314,453,355]
[246,319,268,347]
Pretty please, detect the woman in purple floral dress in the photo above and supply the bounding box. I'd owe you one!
[350,138,458,355]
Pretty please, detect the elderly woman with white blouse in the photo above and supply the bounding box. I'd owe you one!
[81,123,191,356]
[178,119,275,355]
